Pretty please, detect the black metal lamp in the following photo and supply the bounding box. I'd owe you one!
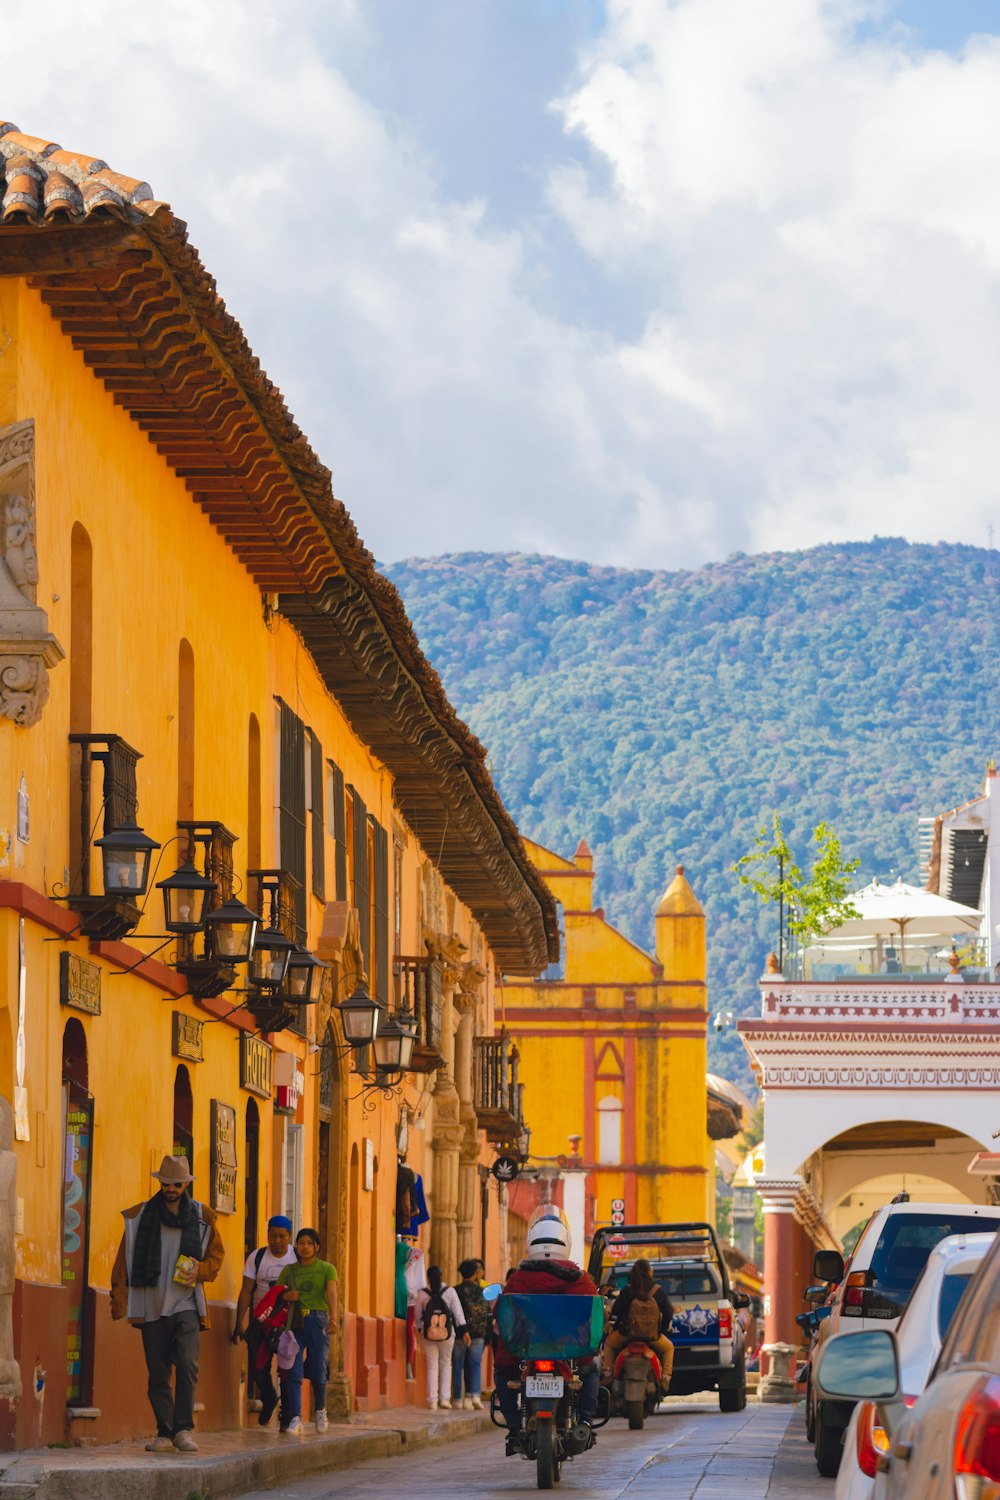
[203,894,259,963]
[284,946,327,1005]
[157,861,216,935]
[373,1007,417,1076]
[337,982,382,1048]
[94,817,160,899]
[247,920,294,992]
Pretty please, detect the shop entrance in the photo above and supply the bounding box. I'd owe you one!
[61,1019,93,1406]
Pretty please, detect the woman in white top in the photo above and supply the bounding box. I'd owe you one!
[414,1265,469,1409]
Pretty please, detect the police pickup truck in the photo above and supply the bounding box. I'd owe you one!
[588,1222,749,1412]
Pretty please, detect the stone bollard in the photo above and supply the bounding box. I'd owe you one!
[758,1341,799,1404]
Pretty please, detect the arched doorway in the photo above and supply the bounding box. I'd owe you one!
[61,1019,92,1405]
[244,1100,260,1260]
[172,1065,194,1184]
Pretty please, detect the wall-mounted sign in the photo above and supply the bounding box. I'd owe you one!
[611,1196,626,1227]
[491,1155,521,1183]
[274,1051,303,1116]
[16,775,28,843]
[209,1099,237,1215]
[59,952,101,1016]
[172,1012,204,1063]
[240,1033,272,1098]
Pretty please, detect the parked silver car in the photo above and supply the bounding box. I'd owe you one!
[815,1227,1000,1498]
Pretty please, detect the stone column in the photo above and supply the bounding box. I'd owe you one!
[429,969,464,1278]
[757,1176,803,1402]
[454,968,483,1267]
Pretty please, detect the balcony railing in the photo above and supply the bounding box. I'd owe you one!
[393,954,445,1072]
[759,978,1000,1025]
[474,1028,524,1144]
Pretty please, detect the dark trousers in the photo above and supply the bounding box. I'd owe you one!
[246,1320,278,1408]
[140,1311,201,1436]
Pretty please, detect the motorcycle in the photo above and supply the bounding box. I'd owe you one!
[609,1340,663,1429]
[491,1291,609,1489]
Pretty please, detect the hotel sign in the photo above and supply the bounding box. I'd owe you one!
[240,1033,273,1098]
[210,1099,237,1215]
[171,1012,204,1063]
[60,952,101,1016]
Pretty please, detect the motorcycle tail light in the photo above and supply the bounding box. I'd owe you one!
[718,1306,733,1340]
[855,1401,890,1478]
[534,1360,556,1373]
[954,1375,1000,1499]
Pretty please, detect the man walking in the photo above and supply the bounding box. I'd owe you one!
[111,1155,224,1454]
[233,1215,297,1425]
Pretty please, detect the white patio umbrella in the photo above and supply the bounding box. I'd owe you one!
[821,878,982,965]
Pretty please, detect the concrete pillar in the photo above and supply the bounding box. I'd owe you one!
[759,1178,802,1349]
[454,972,483,1267]
[429,973,464,1278]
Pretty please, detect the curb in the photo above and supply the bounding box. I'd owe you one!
[0,1410,494,1500]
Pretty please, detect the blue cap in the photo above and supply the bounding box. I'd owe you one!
[268,1215,293,1232]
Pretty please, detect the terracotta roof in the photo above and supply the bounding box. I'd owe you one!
[0,122,558,974]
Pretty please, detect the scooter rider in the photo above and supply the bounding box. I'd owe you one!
[494,1206,601,1456]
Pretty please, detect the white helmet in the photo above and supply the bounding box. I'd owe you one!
[525,1204,572,1262]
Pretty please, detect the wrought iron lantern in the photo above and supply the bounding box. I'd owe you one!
[284,946,327,1005]
[157,860,216,935]
[94,816,160,899]
[337,982,382,1048]
[373,1007,418,1078]
[247,918,294,992]
[203,894,259,963]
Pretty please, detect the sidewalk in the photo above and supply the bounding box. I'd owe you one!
[0,1406,493,1500]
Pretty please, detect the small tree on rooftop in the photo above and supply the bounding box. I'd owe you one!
[733,814,860,968]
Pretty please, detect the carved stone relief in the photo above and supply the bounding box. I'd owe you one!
[0,421,63,727]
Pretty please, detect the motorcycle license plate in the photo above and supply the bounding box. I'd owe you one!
[525,1375,564,1398]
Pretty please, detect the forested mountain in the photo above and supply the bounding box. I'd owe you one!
[386,540,1000,1086]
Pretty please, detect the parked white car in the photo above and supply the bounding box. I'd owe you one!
[834,1232,996,1500]
[814,1227,1000,1499]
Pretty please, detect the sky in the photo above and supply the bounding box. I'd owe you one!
[11,0,1000,570]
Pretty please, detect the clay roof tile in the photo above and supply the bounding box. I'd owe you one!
[2,155,41,222]
[42,170,84,220]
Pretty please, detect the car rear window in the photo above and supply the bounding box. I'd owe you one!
[870,1214,996,1306]
[609,1263,721,1299]
[937,1272,974,1340]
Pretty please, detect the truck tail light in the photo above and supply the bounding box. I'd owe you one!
[855,1401,890,1478]
[843,1270,869,1316]
[718,1306,733,1340]
[954,1375,1000,1499]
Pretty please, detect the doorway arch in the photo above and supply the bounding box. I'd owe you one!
[172,1064,194,1181]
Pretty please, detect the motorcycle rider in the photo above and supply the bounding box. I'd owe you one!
[494,1206,601,1457]
[602,1257,675,1392]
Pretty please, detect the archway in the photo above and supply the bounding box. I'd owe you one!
[172,1065,194,1184]
[61,1019,92,1405]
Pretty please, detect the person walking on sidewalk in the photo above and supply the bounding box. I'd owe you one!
[452,1259,490,1409]
[415,1266,469,1410]
[233,1215,298,1426]
[111,1155,224,1455]
[277,1229,338,1435]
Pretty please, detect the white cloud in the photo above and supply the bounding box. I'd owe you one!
[9,0,1000,568]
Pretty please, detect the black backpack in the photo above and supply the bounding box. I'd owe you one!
[457,1281,491,1339]
[422,1291,455,1341]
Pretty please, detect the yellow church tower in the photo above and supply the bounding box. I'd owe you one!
[502,842,715,1249]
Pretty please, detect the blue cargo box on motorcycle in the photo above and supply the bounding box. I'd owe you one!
[497,1294,605,1360]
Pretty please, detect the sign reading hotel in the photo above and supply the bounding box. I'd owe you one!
[209,1099,237,1215]
[60,952,101,1016]
[172,1012,204,1063]
[240,1033,272,1098]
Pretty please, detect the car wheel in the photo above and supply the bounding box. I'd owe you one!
[814,1407,842,1479]
[805,1376,815,1442]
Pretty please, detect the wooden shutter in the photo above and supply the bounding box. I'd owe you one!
[350,786,370,976]
[330,761,347,901]
[278,700,307,944]
[311,734,325,902]
[371,819,389,1007]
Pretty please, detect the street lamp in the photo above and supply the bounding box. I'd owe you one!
[203,894,259,963]
[94,817,160,899]
[247,919,294,992]
[337,982,382,1048]
[373,1008,417,1078]
[284,946,327,1005]
[157,860,216,935]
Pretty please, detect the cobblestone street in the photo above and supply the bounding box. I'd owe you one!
[233,1399,826,1500]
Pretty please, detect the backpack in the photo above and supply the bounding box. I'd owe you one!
[422,1290,454,1341]
[627,1290,661,1342]
[458,1281,492,1340]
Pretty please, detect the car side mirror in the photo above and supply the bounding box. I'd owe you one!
[813,1249,845,1284]
[795,1311,813,1331]
[732,1293,751,1310]
[814,1329,899,1403]
[815,1305,832,1323]
[805,1283,831,1302]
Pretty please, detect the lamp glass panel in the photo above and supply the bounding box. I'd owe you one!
[102,847,149,896]
[212,914,257,960]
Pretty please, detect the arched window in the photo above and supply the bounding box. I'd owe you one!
[178,640,195,822]
[173,1064,194,1183]
[597,1097,623,1166]
[244,1099,260,1260]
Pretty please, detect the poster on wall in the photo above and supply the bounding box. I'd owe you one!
[62,1087,93,1404]
[210,1100,237,1215]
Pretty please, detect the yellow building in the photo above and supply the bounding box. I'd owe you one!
[503,839,721,1250]
[0,121,556,1446]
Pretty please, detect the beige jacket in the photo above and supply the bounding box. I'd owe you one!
[110,1198,225,1329]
